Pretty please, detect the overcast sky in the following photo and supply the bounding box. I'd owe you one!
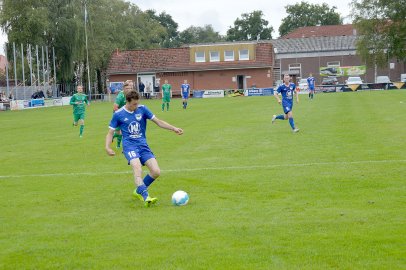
[0,0,353,55]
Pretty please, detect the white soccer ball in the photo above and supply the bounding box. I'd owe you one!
[172,190,189,206]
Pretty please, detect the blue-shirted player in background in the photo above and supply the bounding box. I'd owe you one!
[105,90,183,207]
[272,74,300,133]
[181,79,190,109]
[307,73,315,99]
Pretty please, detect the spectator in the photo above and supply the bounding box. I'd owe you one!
[138,80,145,97]
[0,91,7,101]
[145,82,152,99]
[8,91,14,101]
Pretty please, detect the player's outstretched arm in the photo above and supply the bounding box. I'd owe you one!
[152,117,183,135]
[273,92,281,104]
[105,129,116,156]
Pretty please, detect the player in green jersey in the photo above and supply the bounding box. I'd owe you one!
[161,79,172,111]
[70,85,89,138]
[112,80,133,148]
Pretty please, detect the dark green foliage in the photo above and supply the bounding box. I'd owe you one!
[351,0,406,67]
[0,0,166,82]
[279,1,342,37]
[179,25,224,45]
[226,10,273,41]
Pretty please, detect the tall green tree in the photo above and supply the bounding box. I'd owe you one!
[279,1,342,37]
[226,10,273,41]
[0,0,166,84]
[351,0,406,67]
[178,25,223,45]
[146,10,180,48]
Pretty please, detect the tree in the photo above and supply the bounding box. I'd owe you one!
[226,10,273,41]
[178,25,223,45]
[0,0,166,83]
[351,0,406,67]
[146,10,180,48]
[279,1,342,37]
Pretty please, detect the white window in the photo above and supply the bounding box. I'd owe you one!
[327,61,340,67]
[195,51,205,62]
[289,63,301,77]
[210,51,220,62]
[224,50,234,61]
[239,49,249,60]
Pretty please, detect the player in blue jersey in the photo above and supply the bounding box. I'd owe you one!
[272,74,300,133]
[105,90,183,207]
[181,79,190,109]
[307,73,315,99]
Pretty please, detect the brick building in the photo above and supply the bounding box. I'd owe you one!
[271,24,406,85]
[106,41,274,95]
[107,24,405,93]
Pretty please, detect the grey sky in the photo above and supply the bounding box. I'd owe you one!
[0,0,353,55]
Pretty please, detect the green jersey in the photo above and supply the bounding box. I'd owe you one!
[115,91,126,109]
[162,84,171,98]
[70,93,88,114]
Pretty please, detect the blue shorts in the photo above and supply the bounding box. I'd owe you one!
[182,93,189,99]
[309,86,315,91]
[123,144,155,165]
[282,101,293,114]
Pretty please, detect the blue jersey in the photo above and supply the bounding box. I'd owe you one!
[277,83,296,114]
[307,77,315,90]
[109,105,154,149]
[181,83,190,98]
[277,83,296,102]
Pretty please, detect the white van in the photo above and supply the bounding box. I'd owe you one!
[376,76,391,83]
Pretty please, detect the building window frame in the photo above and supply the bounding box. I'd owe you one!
[239,49,249,61]
[224,50,234,61]
[210,51,220,62]
[327,61,340,67]
[195,51,205,62]
[289,63,302,77]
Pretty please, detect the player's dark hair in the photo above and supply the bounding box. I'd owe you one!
[126,90,140,102]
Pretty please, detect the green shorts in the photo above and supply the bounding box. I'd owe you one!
[73,113,85,122]
[162,96,171,103]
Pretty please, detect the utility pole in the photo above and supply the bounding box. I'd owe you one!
[84,1,91,100]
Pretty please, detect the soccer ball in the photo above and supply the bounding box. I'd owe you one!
[172,190,189,206]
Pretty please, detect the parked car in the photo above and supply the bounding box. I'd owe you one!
[346,76,363,85]
[297,78,308,91]
[401,74,406,82]
[376,76,391,83]
[321,77,338,85]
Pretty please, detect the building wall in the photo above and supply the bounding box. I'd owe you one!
[280,54,406,84]
[107,74,137,84]
[109,68,274,96]
[159,68,273,94]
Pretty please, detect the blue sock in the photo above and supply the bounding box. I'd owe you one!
[288,118,295,129]
[185,102,188,108]
[276,114,284,120]
[143,174,155,187]
[136,184,149,200]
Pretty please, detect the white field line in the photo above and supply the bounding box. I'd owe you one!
[1,159,406,179]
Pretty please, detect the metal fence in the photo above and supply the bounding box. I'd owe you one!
[0,84,107,101]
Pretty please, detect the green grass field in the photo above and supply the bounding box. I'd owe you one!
[1,90,405,269]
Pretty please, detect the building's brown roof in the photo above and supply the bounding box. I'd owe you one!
[281,24,356,39]
[107,42,274,75]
